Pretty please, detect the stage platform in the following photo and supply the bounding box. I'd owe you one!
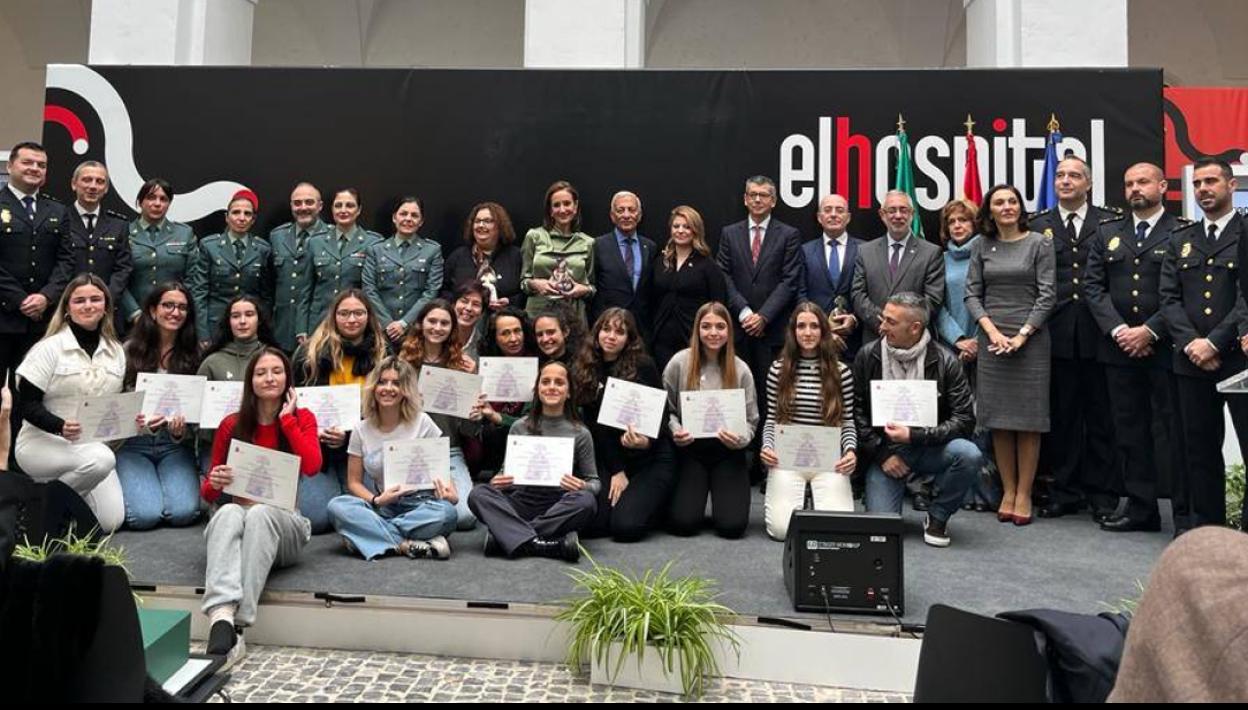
[113,492,1171,627]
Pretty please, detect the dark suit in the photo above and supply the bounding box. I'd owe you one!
[716,217,803,437]
[1160,214,1248,527]
[1084,212,1189,526]
[1030,205,1123,513]
[801,232,863,356]
[650,251,727,370]
[48,207,134,309]
[590,230,655,335]
[849,233,945,335]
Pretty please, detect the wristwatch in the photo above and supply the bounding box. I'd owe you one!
[1018,325,1034,338]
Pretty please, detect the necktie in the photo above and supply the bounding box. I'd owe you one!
[233,238,246,263]
[1209,223,1219,245]
[84,213,96,236]
[622,237,636,288]
[297,229,309,253]
[1135,221,1148,246]
[889,242,902,278]
[750,225,763,265]
[827,239,841,285]
[1066,212,1079,243]
[21,196,34,220]
[340,236,350,258]
[147,225,159,238]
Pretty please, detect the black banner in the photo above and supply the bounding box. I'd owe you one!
[40,65,1162,249]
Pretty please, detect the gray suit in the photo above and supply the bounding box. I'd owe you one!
[850,233,945,334]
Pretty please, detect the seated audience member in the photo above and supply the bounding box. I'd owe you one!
[399,299,481,528]
[662,302,759,538]
[477,307,536,476]
[290,289,387,533]
[200,347,322,667]
[16,274,129,533]
[468,360,598,561]
[855,293,980,547]
[327,357,458,560]
[573,307,677,542]
[117,283,203,530]
[759,303,858,540]
[196,295,276,473]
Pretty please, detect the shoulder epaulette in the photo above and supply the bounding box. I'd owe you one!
[40,194,62,204]
[1093,205,1123,217]
[1099,213,1126,225]
[1171,220,1199,233]
[1175,216,1195,226]
[200,232,225,244]
[105,209,130,221]
[270,222,293,234]
[1030,208,1053,219]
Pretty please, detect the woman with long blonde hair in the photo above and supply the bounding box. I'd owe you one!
[650,205,727,371]
[661,301,759,538]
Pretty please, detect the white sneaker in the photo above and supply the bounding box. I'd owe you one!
[427,535,452,560]
[923,514,951,548]
[399,539,432,559]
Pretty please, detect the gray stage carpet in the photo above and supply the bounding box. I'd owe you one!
[112,493,1171,626]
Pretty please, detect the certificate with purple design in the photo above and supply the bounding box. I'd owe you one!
[597,377,665,438]
[223,439,300,510]
[505,435,574,487]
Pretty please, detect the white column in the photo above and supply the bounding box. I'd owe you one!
[965,0,1128,68]
[89,0,257,65]
[524,0,645,68]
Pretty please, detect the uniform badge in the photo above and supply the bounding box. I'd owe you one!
[1182,242,1192,258]
[1044,228,1053,238]
[1108,236,1121,252]
[0,209,9,225]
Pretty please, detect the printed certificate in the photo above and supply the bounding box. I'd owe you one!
[505,435,575,487]
[223,439,301,510]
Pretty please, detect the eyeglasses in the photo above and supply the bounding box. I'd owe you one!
[159,302,189,313]
[472,217,496,225]
[746,191,775,201]
[883,207,913,215]
[336,309,368,319]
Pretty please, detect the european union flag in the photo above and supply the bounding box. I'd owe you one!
[1036,115,1063,211]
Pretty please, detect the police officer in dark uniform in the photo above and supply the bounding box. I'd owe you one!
[1161,158,1248,532]
[1028,155,1123,521]
[1084,162,1189,533]
[0,141,74,451]
[268,182,329,353]
[187,189,274,345]
[47,161,134,314]
[120,178,197,325]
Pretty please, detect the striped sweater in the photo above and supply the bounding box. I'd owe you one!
[762,357,857,455]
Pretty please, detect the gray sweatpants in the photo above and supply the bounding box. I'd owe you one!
[202,503,311,626]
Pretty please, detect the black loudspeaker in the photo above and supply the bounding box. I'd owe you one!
[783,510,904,616]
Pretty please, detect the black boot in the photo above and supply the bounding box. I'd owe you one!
[521,532,580,562]
[483,531,502,557]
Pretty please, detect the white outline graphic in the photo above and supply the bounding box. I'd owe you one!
[45,64,248,222]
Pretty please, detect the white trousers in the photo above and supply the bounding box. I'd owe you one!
[764,467,854,541]
[17,431,125,533]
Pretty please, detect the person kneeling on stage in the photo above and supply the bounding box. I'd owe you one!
[468,360,597,562]
[327,357,458,560]
[200,347,322,668]
[855,293,980,548]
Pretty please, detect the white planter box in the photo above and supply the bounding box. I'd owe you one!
[589,643,688,695]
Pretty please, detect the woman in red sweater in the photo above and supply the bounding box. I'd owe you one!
[200,347,322,668]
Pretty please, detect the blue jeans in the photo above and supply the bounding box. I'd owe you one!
[116,434,202,530]
[299,452,347,535]
[327,492,458,560]
[865,439,982,523]
[448,446,477,530]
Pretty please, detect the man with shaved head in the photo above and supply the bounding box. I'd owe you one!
[1084,162,1190,533]
[590,190,655,335]
[269,181,329,351]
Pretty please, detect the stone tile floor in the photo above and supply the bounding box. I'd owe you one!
[205,644,912,703]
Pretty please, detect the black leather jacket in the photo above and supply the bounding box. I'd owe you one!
[852,338,976,465]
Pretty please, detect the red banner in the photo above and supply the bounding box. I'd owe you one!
[1164,87,1248,203]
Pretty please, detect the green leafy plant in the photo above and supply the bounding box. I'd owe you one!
[1102,579,1146,617]
[1228,463,1245,530]
[13,526,136,600]
[555,553,740,698]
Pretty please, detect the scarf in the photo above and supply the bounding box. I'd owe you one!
[881,329,930,381]
[945,235,978,260]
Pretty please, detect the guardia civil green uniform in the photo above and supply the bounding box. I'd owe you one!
[307,225,383,332]
[361,234,443,331]
[121,217,198,322]
[269,220,329,352]
[187,231,274,341]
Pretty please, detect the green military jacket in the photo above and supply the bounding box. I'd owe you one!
[307,225,383,333]
[122,218,197,321]
[269,220,329,351]
[187,232,274,341]
[361,234,443,329]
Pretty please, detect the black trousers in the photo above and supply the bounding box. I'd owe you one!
[1175,374,1248,528]
[667,441,750,538]
[467,484,597,555]
[1151,371,1189,524]
[585,437,677,542]
[1045,356,1122,510]
[1104,365,1184,523]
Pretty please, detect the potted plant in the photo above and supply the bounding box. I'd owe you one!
[556,555,741,697]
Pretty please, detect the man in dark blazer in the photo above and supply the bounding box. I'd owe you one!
[590,191,655,336]
[849,190,945,337]
[1160,158,1248,532]
[0,141,74,459]
[1029,156,1123,521]
[1083,162,1189,533]
[800,193,864,356]
[47,161,134,310]
[716,175,804,468]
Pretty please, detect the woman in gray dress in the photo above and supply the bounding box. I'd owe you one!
[965,184,1056,526]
